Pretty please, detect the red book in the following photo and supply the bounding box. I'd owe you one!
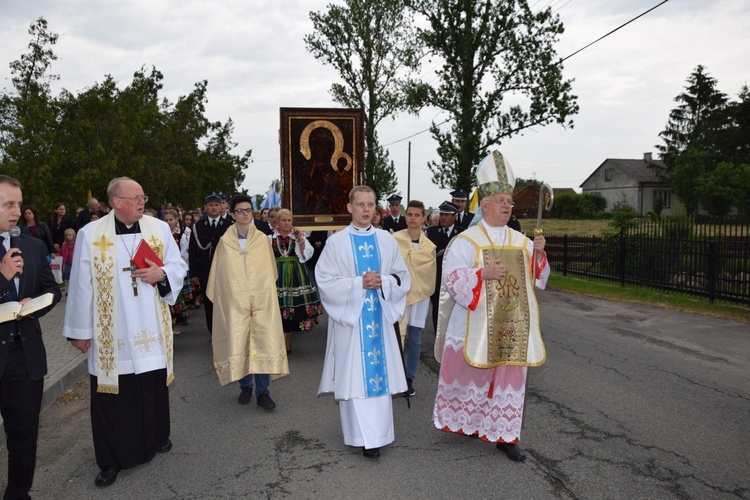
[132,239,164,287]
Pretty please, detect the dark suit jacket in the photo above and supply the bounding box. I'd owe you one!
[456,211,475,231]
[21,222,55,255]
[189,217,232,282]
[0,234,62,381]
[252,219,272,236]
[426,224,463,294]
[382,215,407,233]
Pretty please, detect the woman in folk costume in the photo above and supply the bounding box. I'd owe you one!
[270,209,323,354]
[207,195,288,410]
[433,150,549,462]
[393,199,436,398]
[163,210,191,334]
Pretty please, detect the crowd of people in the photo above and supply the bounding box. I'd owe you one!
[0,149,550,497]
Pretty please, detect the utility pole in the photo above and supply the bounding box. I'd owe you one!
[407,141,411,202]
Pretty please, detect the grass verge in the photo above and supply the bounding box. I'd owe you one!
[548,272,750,323]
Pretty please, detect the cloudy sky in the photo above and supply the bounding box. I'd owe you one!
[1,0,748,209]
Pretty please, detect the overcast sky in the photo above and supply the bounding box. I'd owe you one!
[1,0,748,209]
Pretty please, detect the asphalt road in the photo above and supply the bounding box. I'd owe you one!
[4,289,749,499]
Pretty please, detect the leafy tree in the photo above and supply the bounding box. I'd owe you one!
[1,18,250,216]
[653,65,731,215]
[655,65,728,168]
[405,0,578,192]
[0,17,60,208]
[514,177,542,190]
[698,162,738,218]
[550,192,606,219]
[305,0,420,201]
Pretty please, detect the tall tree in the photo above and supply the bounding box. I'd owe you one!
[406,0,578,191]
[655,65,728,177]
[1,18,250,215]
[0,17,60,207]
[653,66,750,217]
[305,0,420,201]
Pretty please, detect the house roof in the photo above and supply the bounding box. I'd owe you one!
[580,158,665,188]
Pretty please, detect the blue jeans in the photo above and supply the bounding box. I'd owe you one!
[239,374,270,395]
[405,325,422,381]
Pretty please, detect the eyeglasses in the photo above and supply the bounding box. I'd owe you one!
[116,195,149,203]
[233,208,253,215]
[485,198,515,207]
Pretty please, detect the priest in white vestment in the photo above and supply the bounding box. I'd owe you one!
[316,186,410,459]
[433,151,549,462]
[63,177,187,487]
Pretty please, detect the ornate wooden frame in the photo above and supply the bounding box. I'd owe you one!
[280,107,365,229]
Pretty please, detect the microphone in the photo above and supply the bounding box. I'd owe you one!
[9,225,21,276]
[8,226,21,255]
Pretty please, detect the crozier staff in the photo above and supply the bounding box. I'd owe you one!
[432,150,549,462]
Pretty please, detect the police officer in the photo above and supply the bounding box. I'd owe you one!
[382,194,407,233]
[189,192,233,334]
[450,189,474,230]
[426,201,462,330]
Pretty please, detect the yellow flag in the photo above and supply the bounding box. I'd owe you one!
[469,188,479,213]
[87,189,92,201]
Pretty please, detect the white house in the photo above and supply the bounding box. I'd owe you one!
[580,153,684,216]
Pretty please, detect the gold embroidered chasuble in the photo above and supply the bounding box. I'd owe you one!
[393,229,436,340]
[206,225,289,386]
[90,213,175,393]
[436,224,545,368]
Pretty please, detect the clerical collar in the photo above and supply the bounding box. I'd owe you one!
[351,223,372,232]
[114,216,140,234]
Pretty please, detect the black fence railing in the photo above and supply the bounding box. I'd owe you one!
[544,218,750,305]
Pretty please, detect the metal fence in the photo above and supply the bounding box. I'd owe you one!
[544,218,750,305]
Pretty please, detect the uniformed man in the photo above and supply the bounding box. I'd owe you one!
[382,194,407,233]
[426,201,462,330]
[450,189,474,230]
[189,192,233,333]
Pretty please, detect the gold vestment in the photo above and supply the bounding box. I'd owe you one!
[207,225,289,385]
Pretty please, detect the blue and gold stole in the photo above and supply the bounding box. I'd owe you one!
[350,232,389,397]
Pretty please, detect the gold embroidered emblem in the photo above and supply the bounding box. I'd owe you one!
[93,235,114,260]
[134,330,158,353]
[483,248,530,364]
[93,255,116,377]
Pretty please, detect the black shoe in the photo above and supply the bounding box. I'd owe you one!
[496,442,526,462]
[238,387,253,405]
[95,466,120,487]
[363,447,381,459]
[402,378,416,397]
[256,390,276,410]
[157,439,173,453]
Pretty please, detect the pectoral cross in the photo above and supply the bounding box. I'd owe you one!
[122,260,138,296]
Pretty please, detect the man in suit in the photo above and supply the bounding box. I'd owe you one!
[382,194,406,233]
[76,198,107,231]
[251,212,272,236]
[451,189,475,230]
[426,201,462,331]
[189,192,233,333]
[0,175,62,499]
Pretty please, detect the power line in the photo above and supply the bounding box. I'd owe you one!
[560,0,669,63]
[383,1,669,148]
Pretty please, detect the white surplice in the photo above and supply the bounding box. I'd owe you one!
[316,224,410,448]
[63,216,187,378]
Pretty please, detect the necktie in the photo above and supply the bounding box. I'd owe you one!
[0,236,19,303]
[458,213,463,225]
[211,219,216,229]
